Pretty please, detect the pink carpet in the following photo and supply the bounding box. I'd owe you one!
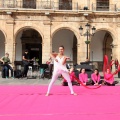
[0,85,120,120]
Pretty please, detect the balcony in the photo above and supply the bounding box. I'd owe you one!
[0,0,119,13]
[0,0,78,10]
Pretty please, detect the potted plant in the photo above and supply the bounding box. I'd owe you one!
[36,58,39,64]
[85,40,90,44]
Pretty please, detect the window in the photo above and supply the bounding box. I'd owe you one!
[59,0,72,10]
[96,0,109,11]
[2,0,16,8]
[23,0,36,9]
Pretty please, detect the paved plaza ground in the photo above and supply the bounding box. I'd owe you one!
[0,72,120,86]
[0,72,120,120]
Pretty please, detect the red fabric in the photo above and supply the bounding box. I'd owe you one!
[103,55,109,74]
[62,73,101,89]
[70,72,76,81]
[104,73,114,84]
[115,60,119,66]
[72,75,101,89]
[63,72,76,82]
[103,55,120,80]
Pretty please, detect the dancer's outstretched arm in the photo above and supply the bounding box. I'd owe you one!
[50,53,58,62]
[62,56,70,65]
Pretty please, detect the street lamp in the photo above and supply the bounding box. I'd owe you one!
[79,23,96,59]
[110,43,118,48]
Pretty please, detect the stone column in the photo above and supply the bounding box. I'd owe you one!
[5,19,15,65]
[112,46,118,60]
[4,41,7,54]
[0,0,2,8]
[13,42,17,63]
[36,0,40,9]
[111,24,119,72]
[42,19,51,63]
[77,36,86,63]
[90,0,96,11]
[17,0,23,8]
[113,43,120,61]
[113,24,120,61]
[111,46,117,72]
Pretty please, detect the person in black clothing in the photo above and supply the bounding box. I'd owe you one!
[48,51,56,78]
[22,50,30,77]
[114,58,119,69]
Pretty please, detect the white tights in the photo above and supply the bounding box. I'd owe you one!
[46,70,74,94]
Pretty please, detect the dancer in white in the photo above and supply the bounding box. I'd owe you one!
[46,46,77,96]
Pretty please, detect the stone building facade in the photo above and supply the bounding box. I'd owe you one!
[0,0,120,70]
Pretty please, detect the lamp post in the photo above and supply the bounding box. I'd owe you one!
[79,23,96,59]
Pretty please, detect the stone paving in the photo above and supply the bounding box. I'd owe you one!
[0,72,120,85]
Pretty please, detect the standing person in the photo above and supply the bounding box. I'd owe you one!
[114,58,119,70]
[22,50,30,78]
[0,53,14,79]
[49,51,55,79]
[91,69,102,85]
[79,68,91,85]
[104,68,116,86]
[46,46,77,96]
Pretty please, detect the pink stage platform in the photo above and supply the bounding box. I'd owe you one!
[0,85,120,120]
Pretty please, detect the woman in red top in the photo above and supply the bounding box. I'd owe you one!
[91,69,103,85]
[79,68,88,85]
[104,68,115,86]
[79,68,91,85]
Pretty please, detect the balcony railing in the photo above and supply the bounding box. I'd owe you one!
[0,1,119,12]
[92,3,116,11]
[1,0,17,8]
[0,0,78,10]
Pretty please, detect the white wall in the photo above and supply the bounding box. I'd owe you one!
[16,31,22,61]
[0,31,5,58]
[90,31,106,61]
[52,29,74,60]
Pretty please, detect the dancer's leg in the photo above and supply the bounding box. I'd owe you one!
[62,72,77,95]
[46,71,60,96]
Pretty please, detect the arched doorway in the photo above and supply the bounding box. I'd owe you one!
[52,29,77,65]
[15,28,42,64]
[0,30,5,58]
[90,30,113,70]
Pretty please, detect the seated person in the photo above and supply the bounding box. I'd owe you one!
[0,53,14,79]
[91,69,103,85]
[104,68,116,86]
[79,68,91,85]
[62,68,80,86]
